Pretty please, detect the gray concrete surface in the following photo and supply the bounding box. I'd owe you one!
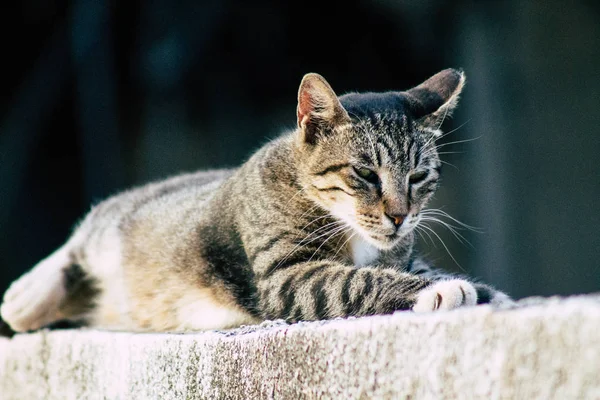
[1,295,599,399]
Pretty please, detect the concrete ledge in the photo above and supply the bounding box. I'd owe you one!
[1,295,599,399]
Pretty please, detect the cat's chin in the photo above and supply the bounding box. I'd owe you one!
[358,228,417,250]
[359,232,402,250]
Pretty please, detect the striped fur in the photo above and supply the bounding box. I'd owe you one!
[1,69,511,332]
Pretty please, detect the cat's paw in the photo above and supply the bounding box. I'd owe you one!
[0,268,65,332]
[412,279,477,312]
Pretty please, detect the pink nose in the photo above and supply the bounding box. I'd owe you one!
[386,213,406,227]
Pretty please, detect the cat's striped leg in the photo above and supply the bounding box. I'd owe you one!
[256,260,435,322]
[406,257,514,307]
[1,245,73,332]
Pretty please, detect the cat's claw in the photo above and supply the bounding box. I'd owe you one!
[412,279,477,312]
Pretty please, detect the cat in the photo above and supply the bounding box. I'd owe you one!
[0,68,511,333]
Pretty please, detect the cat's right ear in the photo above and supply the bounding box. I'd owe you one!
[402,68,466,137]
[297,73,350,145]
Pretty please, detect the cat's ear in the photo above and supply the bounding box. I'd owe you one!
[297,73,350,145]
[403,68,466,137]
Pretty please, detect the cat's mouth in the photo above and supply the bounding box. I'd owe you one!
[359,230,401,249]
[360,222,417,249]
[348,214,417,249]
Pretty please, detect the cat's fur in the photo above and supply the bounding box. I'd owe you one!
[1,69,511,333]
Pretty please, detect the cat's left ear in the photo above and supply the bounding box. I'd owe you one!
[297,73,350,145]
[402,68,466,137]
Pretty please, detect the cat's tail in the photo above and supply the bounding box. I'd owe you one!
[0,246,74,332]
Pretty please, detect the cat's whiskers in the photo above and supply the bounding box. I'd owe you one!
[273,221,347,272]
[420,208,483,232]
[287,203,328,232]
[417,207,484,270]
[265,186,309,226]
[439,159,459,171]
[294,214,332,239]
[437,119,471,139]
[333,225,352,248]
[331,230,357,261]
[419,217,473,248]
[419,107,451,152]
[281,188,311,216]
[307,225,353,263]
[417,119,472,158]
[432,134,481,152]
[414,225,434,246]
[416,223,466,272]
[296,220,346,245]
[418,147,463,162]
[435,102,451,131]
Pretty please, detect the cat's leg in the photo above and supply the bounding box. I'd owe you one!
[407,257,514,307]
[255,260,478,322]
[1,245,73,332]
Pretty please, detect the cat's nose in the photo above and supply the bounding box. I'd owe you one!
[386,213,406,228]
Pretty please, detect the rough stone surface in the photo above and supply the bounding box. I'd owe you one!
[1,295,599,399]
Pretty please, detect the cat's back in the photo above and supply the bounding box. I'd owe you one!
[71,168,235,287]
[78,168,235,234]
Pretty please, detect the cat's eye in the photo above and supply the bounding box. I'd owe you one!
[409,170,428,184]
[354,167,379,184]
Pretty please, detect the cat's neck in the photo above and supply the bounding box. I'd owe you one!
[348,235,380,266]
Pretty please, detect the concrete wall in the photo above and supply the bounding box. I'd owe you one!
[1,295,599,399]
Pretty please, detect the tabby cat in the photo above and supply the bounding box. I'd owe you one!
[1,69,511,333]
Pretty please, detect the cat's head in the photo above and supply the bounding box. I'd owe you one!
[294,69,465,250]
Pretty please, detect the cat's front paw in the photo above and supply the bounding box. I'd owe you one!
[412,279,477,312]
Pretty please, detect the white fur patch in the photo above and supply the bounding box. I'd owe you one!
[176,291,259,331]
[0,247,70,331]
[349,235,380,267]
[413,279,477,312]
[84,225,133,329]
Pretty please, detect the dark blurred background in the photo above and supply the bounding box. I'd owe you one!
[1,0,599,301]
